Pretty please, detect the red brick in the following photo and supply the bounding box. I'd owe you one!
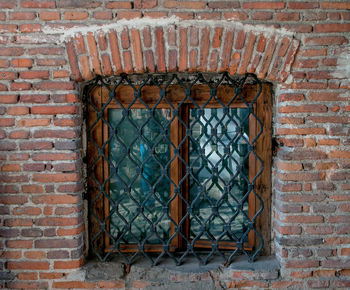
[9,131,30,139]
[144,11,168,18]
[86,32,102,75]
[305,36,348,46]
[285,215,324,223]
[20,141,53,150]
[0,251,21,259]
[251,11,273,20]
[11,58,33,68]
[172,12,194,20]
[97,280,125,289]
[7,106,29,116]
[277,12,299,21]
[258,36,277,78]
[21,185,44,194]
[53,70,70,79]
[18,118,51,127]
[0,1,16,8]
[66,40,82,82]
[134,0,158,9]
[20,71,49,80]
[106,1,132,9]
[9,154,29,162]
[19,24,41,33]
[0,118,15,127]
[23,252,44,261]
[309,92,343,101]
[21,1,56,8]
[93,11,112,20]
[32,152,78,161]
[40,11,60,21]
[13,206,41,216]
[209,50,219,72]
[289,1,319,9]
[0,95,13,104]
[276,225,302,235]
[168,49,177,72]
[239,32,256,74]
[11,82,32,91]
[290,271,313,278]
[142,50,154,73]
[208,1,240,9]
[0,47,25,57]
[108,30,122,74]
[32,195,79,205]
[164,1,206,9]
[121,51,132,73]
[285,260,320,269]
[0,59,9,68]
[133,280,150,288]
[196,12,221,20]
[198,27,210,71]
[53,281,96,289]
[1,164,20,173]
[31,105,77,115]
[36,58,66,66]
[33,173,80,183]
[0,72,17,80]
[117,11,142,20]
[189,49,198,72]
[322,2,350,9]
[53,118,80,127]
[229,52,240,74]
[9,12,36,20]
[179,28,187,71]
[212,27,223,49]
[4,218,33,227]
[305,226,333,235]
[328,151,350,159]
[279,105,327,113]
[131,29,144,73]
[7,261,49,270]
[242,1,285,9]
[64,11,89,20]
[79,55,92,80]
[235,30,246,50]
[278,93,305,102]
[220,30,234,71]
[277,128,326,136]
[6,240,33,249]
[155,27,166,72]
[17,272,38,280]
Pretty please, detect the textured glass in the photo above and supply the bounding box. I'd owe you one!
[108,109,171,244]
[189,108,249,242]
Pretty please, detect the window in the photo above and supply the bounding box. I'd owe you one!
[86,73,272,265]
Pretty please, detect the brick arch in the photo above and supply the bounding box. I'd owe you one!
[64,19,299,83]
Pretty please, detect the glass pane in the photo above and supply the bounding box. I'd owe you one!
[189,108,250,242]
[108,108,171,245]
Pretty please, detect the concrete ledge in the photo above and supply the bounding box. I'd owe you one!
[84,256,280,284]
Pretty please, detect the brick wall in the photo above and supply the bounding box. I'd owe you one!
[0,0,349,289]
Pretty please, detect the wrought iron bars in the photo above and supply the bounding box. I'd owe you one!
[84,72,265,265]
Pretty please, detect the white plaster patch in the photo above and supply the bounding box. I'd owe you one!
[65,269,86,281]
[331,49,350,79]
[42,16,295,43]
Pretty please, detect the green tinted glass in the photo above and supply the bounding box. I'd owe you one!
[108,108,171,244]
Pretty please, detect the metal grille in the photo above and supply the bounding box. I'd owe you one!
[84,72,264,265]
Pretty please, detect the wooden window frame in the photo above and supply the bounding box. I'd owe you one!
[87,82,272,255]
